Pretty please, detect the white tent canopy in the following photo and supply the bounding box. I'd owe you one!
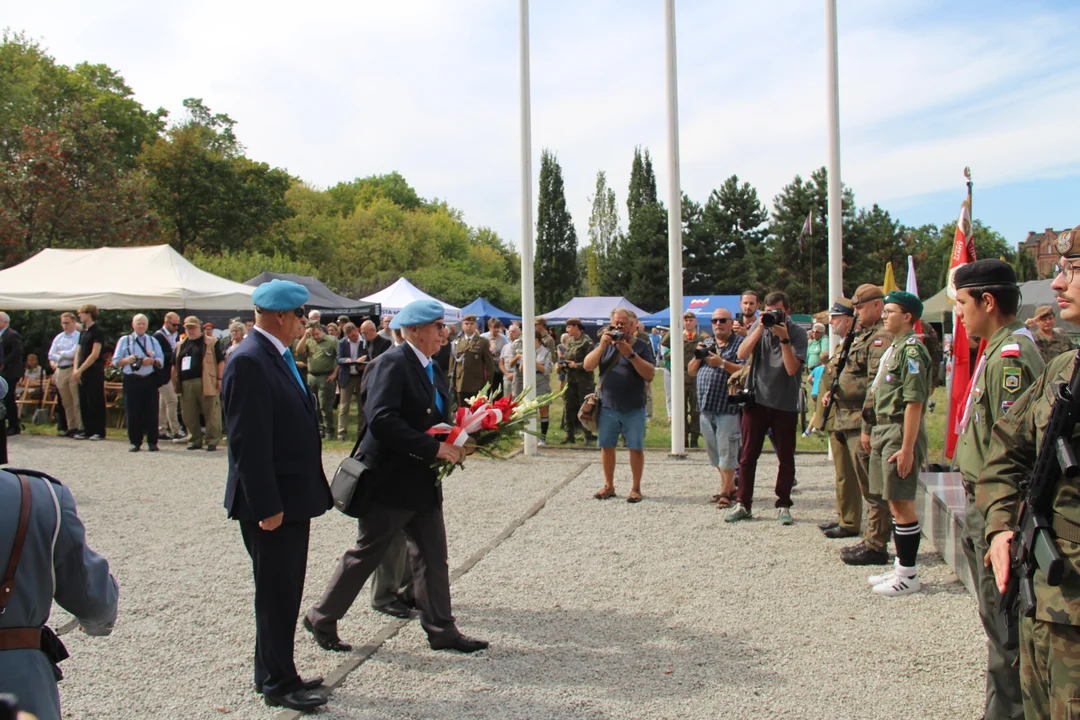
[360,277,462,321]
[0,245,256,311]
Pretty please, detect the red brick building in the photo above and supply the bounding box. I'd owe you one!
[1018,228,1067,278]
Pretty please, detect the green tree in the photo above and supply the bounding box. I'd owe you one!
[327,171,426,216]
[623,147,668,311]
[586,171,624,295]
[684,176,769,295]
[534,149,578,312]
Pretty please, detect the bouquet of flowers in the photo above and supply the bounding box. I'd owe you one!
[427,383,565,484]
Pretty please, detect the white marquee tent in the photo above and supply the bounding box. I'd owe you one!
[0,245,255,310]
[361,277,462,321]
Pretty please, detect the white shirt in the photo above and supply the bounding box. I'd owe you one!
[253,325,287,356]
[48,330,80,367]
[348,337,362,374]
[159,326,178,350]
[406,341,431,368]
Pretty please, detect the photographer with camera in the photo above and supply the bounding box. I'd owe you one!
[583,308,656,503]
[725,291,808,525]
[688,308,745,509]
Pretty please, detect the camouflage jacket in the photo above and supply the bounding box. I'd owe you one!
[823,320,892,433]
[1035,330,1074,364]
[662,330,710,384]
[563,335,595,386]
[978,350,1080,625]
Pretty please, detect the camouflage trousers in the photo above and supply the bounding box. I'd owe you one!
[1020,616,1080,719]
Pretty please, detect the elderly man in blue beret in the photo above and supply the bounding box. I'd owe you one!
[222,279,334,712]
[304,299,490,655]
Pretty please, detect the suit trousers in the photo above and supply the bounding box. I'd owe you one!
[337,375,362,437]
[158,381,181,435]
[736,405,797,512]
[962,489,1024,720]
[78,366,106,437]
[179,378,221,446]
[370,527,414,607]
[55,367,81,432]
[122,374,159,448]
[239,519,309,697]
[307,502,457,644]
[828,430,863,533]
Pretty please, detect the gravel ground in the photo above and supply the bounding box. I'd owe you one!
[6,434,985,719]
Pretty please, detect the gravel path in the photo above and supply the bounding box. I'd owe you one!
[6,434,985,719]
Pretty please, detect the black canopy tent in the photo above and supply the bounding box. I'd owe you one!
[244,272,380,319]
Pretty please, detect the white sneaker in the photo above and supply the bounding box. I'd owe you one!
[868,559,900,586]
[872,569,921,596]
[88,434,105,441]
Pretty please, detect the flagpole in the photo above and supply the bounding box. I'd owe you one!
[663,0,685,457]
[519,0,538,457]
[824,0,844,344]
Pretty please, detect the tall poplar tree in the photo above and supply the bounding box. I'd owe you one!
[534,149,578,312]
[587,170,626,295]
[624,147,668,310]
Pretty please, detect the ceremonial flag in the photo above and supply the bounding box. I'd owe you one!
[883,262,898,294]
[906,255,923,339]
[799,212,812,252]
[946,199,982,458]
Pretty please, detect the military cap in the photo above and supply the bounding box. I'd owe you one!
[828,297,855,317]
[953,258,1017,290]
[390,299,444,329]
[252,279,309,312]
[566,318,583,328]
[1053,225,1080,258]
[337,315,350,325]
[535,317,549,326]
[1035,305,1055,319]
[183,315,201,327]
[461,314,478,323]
[883,290,924,319]
[853,284,884,304]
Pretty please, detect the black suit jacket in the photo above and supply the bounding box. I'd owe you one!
[152,329,175,374]
[360,343,450,512]
[222,330,332,523]
[1,328,23,382]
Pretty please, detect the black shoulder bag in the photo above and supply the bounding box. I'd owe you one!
[330,424,377,518]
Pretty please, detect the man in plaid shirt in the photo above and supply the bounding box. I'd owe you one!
[688,308,745,509]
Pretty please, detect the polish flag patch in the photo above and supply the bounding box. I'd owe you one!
[873,339,883,346]
[1000,343,1021,358]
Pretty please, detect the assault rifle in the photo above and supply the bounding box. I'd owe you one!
[817,324,858,433]
[997,351,1080,650]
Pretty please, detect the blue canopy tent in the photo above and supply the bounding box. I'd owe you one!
[640,295,743,327]
[540,296,648,325]
[459,297,521,326]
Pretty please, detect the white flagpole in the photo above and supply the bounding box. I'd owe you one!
[664,0,685,457]
[825,0,844,346]
[519,0,537,456]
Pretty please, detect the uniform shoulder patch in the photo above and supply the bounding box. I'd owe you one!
[905,346,919,357]
[907,358,920,374]
[1003,366,1022,393]
[905,336,918,345]
[1001,400,1015,415]
[873,339,883,347]
[1000,343,1021,358]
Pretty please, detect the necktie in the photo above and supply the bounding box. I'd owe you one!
[425,362,444,414]
[282,348,305,389]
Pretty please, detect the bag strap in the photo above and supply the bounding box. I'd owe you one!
[0,474,32,614]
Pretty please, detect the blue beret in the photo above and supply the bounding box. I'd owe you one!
[883,290,923,319]
[391,299,444,329]
[252,279,309,311]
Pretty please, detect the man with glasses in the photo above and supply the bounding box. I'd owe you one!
[1029,304,1074,363]
[47,312,81,437]
[980,227,1080,718]
[154,312,185,442]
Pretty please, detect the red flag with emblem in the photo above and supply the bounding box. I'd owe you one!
[946,199,984,458]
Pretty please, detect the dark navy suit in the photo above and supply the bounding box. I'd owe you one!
[307,342,461,643]
[222,329,332,696]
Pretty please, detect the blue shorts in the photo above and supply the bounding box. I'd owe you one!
[597,406,647,450]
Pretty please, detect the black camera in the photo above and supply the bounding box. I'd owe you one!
[693,344,713,361]
[609,328,625,342]
[728,389,756,408]
[760,309,786,328]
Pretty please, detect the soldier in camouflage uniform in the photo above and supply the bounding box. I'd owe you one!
[953,260,1044,720]
[662,311,710,447]
[919,321,944,390]
[560,318,595,444]
[450,314,495,406]
[979,226,1080,719]
[1031,304,1075,364]
[834,284,896,566]
[863,290,932,596]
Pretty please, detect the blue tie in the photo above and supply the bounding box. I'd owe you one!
[283,348,305,389]
[425,362,444,414]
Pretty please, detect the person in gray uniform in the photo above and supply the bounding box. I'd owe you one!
[0,467,119,720]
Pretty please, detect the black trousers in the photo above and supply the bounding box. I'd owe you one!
[239,519,310,697]
[122,375,160,447]
[79,367,106,437]
[2,375,19,432]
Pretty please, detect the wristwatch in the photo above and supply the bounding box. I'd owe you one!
[628,352,637,360]
[780,338,791,345]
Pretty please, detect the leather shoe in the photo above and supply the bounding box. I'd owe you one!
[823,525,859,539]
[429,634,489,653]
[303,616,352,652]
[255,676,325,694]
[818,521,839,531]
[372,599,412,619]
[263,688,327,712]
[841,542,890,566]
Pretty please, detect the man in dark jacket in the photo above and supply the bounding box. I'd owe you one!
[0,312,24,435]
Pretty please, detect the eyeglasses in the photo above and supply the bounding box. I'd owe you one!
[711,318,731,324]
[435,322,446,330]
[293,307,306,318]
[1055,262,1080,284]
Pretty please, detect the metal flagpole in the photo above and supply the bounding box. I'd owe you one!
[663,0,685,457]
[519,0,538,456]
[824,0,844,342]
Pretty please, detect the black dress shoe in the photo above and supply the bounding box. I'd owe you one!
[6,427,20,437]
[206,444,217,452]
[818,521,839,531]
[841,542,890,566]
[303,616,352,652]
[148,445,160,452]
[263,688,328,712]
[372,599,412,619]
[398,593,417,610]
[429,634,489,653]
[129,445,141,452]
[255,676,325,693]
[823,525,859,539]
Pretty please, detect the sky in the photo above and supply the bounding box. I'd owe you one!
[7,0,1080,251]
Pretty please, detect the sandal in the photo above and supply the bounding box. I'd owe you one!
[594,486,616,500]
[627,490,643,504]
[710,493,723,504]
[715,493,733,509]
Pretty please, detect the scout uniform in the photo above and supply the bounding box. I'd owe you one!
[1032,305,1075,364]
[951,259,1044,720]
[978,225,1080,718]
[561,320,595,444]
[661,314,709,446]
[450,314,495,405]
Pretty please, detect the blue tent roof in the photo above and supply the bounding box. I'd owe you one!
[640,295,743,327]
[459,297,520,325]
[540,296,648,324]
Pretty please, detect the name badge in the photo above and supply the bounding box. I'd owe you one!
[181,357,193,372]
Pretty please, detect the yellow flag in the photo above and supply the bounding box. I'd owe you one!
[883,262,898,294]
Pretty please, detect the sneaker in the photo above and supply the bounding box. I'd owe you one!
[89,434,104,441]
[868,559,901,587]
[777,507,794,525]
[872,569,921,596]
[842,542,891,566]
[171,433,187,443]
[725,503,752,523]
[73,432,88,440]
[148,445,160,452]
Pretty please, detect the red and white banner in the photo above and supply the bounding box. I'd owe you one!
[946,199,984,458]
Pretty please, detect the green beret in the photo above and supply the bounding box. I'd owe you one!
[883,291,923,320]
